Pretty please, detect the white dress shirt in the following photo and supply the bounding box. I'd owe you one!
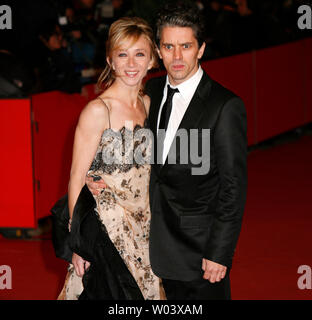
[157,66,204,163]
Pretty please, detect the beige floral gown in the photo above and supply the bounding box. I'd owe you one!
[58,98,165,300]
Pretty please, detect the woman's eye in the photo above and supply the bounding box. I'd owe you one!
[118,53,127,57]
[136,52,145,57]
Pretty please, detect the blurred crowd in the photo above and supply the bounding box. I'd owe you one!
[0,0,311,97]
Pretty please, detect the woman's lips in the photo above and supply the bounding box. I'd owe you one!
[125,71,139,77]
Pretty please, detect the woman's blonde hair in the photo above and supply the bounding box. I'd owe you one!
[97,17,159,90]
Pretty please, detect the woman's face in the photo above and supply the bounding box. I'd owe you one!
[109,35,154,88]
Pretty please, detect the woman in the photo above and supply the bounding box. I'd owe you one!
[57,17,164,300]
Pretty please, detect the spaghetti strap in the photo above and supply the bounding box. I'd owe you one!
[97,97,111,129]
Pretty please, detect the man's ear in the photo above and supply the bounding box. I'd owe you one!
[197,42,206,60]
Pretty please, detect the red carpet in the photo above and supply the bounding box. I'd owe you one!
[0,238,67,300]
[231,134,312,300]
[1,134,312,300]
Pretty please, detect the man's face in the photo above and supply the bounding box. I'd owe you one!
[158,26,205,86]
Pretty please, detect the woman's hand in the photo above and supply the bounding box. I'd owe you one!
[72,253,90,277]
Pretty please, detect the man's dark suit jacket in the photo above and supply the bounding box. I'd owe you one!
[145,71,247,281]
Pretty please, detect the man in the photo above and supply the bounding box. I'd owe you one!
[144,3,247,300]
[88,3,247,300]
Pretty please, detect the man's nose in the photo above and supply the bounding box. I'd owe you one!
[174,47,182,60]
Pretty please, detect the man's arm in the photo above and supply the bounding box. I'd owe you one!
[204,97,248,269]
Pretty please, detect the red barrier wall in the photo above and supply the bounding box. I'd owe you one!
[31,91,88,220]
[0,99,35,228]
[202,52,255,146]
[255,40,306,142]
[304,38,312,123]
[31,86,102,220]
[1,38,311,227]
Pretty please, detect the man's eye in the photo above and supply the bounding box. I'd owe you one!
[183,44,191,49]
[164,45,173,50]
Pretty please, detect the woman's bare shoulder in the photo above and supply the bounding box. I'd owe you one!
[96,93,124,110]
[89,96,109,111]
[77,97,111,131]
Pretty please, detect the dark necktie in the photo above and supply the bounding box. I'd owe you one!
[158,85,179,131]
[158,85,179,164]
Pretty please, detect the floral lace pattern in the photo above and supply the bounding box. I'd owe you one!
[59,122,165,300]
[89,120,152,175]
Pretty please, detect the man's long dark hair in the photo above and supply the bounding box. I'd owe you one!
[156,2,206,47]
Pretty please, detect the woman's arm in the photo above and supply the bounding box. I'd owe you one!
[68,99,109,276]
[68,99,109,219]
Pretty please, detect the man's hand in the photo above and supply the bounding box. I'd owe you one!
[202,258,227,283]
[72,253,90,277]
[85,175,107,195]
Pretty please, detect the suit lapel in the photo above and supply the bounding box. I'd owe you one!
[162,72,213,168]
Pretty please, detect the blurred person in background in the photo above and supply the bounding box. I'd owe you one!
[209,0,239,57]
[34,20,82,93]
[0,34,36,97]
